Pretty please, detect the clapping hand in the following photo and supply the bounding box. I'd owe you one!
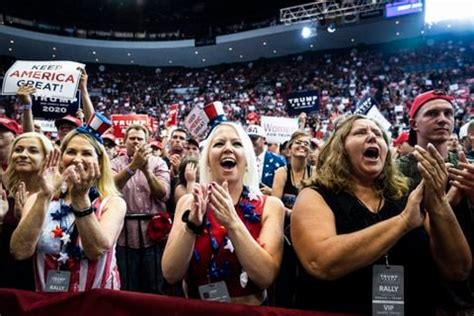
[187,183,207,226]
[184,162,197,183]
[400,181,425,230]
[130,144,152,172]
[68,161,101,199]
[414,144,448,206]
[169,154,181,177]
[14,181,29,219]
[39,149,66,197]
[208,181,240,229]
[447,151,474,203]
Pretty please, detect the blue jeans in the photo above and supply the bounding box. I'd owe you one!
[116,244,164,294]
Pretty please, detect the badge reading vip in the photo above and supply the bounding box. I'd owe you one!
[372,265,404,316]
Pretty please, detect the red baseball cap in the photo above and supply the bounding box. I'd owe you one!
[408,90,454,146]
[55,115,82,129]
[150,140,163,150]
[0,116,22,135]
[393,132,409,147]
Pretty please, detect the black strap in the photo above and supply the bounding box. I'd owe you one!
[181,210,205,235]
[72,206,94,218]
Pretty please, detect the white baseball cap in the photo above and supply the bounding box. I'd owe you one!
[246,124,266,138]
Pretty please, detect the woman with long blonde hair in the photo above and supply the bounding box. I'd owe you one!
[163,122,284,305]
[11,126,126,292]
[4,132,54,216]
[0,132,53,290]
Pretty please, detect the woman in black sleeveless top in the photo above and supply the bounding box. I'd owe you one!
[271,131,313,307]
[273,131,313,211]
[291,115,471,315]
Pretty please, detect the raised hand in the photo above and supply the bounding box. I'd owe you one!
[187,183,207,226]
[14,181,29,219]
[17,85,36,105]
[76,108,85,123]
[400,181,425,231]
[169,154,181,176]
[414,144,448,199]
[208,181,240,229]
[68,161,101,199]
[184,162,197,183]
[39,149,64,197]
[78,67,88,92]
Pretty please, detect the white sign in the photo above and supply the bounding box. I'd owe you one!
[34,119,57,132]
[366,106,392,131]
[184,105,209,139]
[449,83,459,92]
[2,60,85,100]
[261,116,299,144]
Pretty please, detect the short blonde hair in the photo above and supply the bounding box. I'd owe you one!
[60,131,120,199]
[4,132,54,197]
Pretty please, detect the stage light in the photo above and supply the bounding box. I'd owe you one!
[301,26,312,38]
[301,21,318,39]
[327,22,336,33]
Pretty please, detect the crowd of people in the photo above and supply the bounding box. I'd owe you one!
[0,33,473,315]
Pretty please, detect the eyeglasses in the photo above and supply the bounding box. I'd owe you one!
[293,139,310,147]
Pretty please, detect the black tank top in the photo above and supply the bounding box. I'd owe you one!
[281,164,311,209]
[296,187,438,315]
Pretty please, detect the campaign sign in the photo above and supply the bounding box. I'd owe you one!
[354,95,379,115]
[34,119,57,132]
[1,60,84,100]
[261,115,299,144]
[166,103,178,128]
[184,105,209,139]
[32,91,81,120]
[286,90,320,116]
[366,105,392,132]
[112,114,150,139]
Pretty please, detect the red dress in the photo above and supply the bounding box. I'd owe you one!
[186,191,266,298]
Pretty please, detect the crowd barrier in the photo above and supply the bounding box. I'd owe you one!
[0,288,358,316]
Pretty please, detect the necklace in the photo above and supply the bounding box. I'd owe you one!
[290,164,308,189]
[50,199,84,270]
[192,186,261,282]
[352,193,384,214]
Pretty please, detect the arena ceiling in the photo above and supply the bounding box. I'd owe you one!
[0,2,467,68]
[2,0,309,33]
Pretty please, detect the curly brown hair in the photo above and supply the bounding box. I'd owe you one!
[304,114,409,200]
